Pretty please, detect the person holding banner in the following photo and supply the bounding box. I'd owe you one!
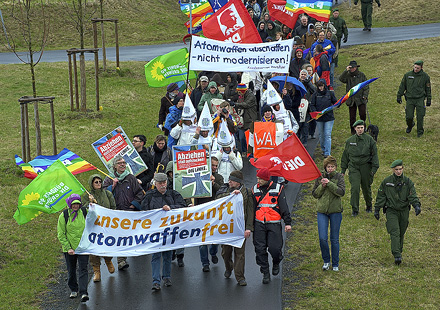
[170,95,198,146]
[81,174,116,282]
[310,79,338,158]
[147,134,172,175]
[132,135,154,191]
[57,194,89,302]
[141,173,188,290]
[252,168,292,284]
[312,156,345,272]
[103,155,144,270]
[216,170,256,286]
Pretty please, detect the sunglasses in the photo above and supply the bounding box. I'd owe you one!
[94,180,102,184]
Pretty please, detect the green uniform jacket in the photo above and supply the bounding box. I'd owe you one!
[374,173,420,211]
[57,209,87,252]
[198,81,223,113]
[329,16,348,41]
[341,133,379,174]
[355,0,380,4]
[312,171,345,214]
[397,69,431,100]
[81,174,117,209]
[339,69,368,107]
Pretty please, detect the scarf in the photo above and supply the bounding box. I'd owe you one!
[70,209,79,222]
[262,115,275,122]
[110,169,130,181]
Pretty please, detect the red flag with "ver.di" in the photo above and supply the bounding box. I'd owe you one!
[250,134,321,183]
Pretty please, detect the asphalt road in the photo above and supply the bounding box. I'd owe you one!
[77,138,320,310]
[1,23,439,64]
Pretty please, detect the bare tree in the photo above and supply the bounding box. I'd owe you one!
[2,0,49,156]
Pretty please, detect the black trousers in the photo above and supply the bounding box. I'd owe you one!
[253,221,284,273]
[64,253,89,295]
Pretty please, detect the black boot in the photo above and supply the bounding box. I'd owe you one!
[272,264,280,276]
[262,272,270,284]
[177,254,184,267]
[394,257,402,265]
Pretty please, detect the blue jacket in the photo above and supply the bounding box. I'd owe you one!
[311,40,336,63]
[164,105,182,147]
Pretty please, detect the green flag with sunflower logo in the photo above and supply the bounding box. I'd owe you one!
[145,48,197,87]
[13,160,85,225]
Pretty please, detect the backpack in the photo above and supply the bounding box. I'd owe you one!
[63,207,87,225]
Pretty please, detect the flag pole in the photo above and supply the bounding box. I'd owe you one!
[186,34,193,94]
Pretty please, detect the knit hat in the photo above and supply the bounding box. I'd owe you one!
[352,120,365,127]
[229,170,244,184]
[167,82,178,92]
[332,8,339,12]
[217,120,234,147]
[181,94,197,121]
[154,172,167,182]
[262,104,273,114]
[390,159,403,168]
[237,83,248,92]
[200,75,209,82]
[414,60,423,66]
[198,102,214,131]
[323,156,337,170]
[65,193,82,222]
[266,80,283,106]
[256,168,271,181]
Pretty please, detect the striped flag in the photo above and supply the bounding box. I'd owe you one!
[310,78,379,120]
[15,148,96,179]
[285,0,332,22]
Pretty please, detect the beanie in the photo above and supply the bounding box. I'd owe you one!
[256,168,271,181]
[237,83,248,91]
[229,170,244,184]
[167,83,178,92]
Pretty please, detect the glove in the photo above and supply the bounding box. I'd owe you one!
[426,99,431,107]
[354,1,358,5]
[397,97,402,104]
[374,209,380,220]
[414,204,421,216]
[378,3,381,7]
[229,101,236,107]
[343,37,348,43]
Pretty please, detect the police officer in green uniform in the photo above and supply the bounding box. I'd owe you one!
[354,0,381,31]
[397,60,432,137]
[373,160,421,265]
[329,9,348,48]
[341,120,379,216]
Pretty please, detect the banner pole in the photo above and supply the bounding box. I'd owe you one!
[186,35,193,94]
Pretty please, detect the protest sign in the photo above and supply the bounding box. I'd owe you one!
[172,144,212,199]
[189,36,294,73]
[75,194,245,256]
[252,122,284,158]
[91,126,147,176]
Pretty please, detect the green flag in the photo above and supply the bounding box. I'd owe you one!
[144,48,197,87]
[14,160,85,225]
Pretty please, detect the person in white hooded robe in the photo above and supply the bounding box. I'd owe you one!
[170,94,198,146]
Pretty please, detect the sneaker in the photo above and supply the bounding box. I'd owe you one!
[211,255,219,264]
[238,279,247,286]
[177,257,185,267]
[69,292,78,299]
[163,278,172,287]
[272,264,280,276]
[322,263,330,271]
[332,266,339,272]
[80,294,89,302]
[203,265,210,272]
[118,260,129,270]
[262,272,270,284]
[224,270,232,279]
[152,283,161,291]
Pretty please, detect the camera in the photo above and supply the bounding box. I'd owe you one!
[221,108,228,115]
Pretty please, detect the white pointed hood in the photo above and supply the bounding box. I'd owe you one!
[266,80,283,107]
[217,119,234,147]
[181,93,197,122]
[198,102,214,132]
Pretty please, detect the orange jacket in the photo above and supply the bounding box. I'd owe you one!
[253,182,283,223]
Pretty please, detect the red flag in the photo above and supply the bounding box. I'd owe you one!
[201,0,262,43]
[250,134,321,183]
[267,0,299,30]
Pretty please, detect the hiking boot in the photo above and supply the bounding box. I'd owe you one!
[93,266,101,282]
[363,27,368,31]
[203,265,210,272]
[406,122,415,133]
[238,279,247,286]
[272,264,280,276]
[118,260,129,270]
[211,255,219,264]
[177,257,185,267]
[262,272,271,284]
[224,270,232,279]
[69,292,78,299]
[106,260,115,274]
[152,283,161,291]
[163,278,172,287]
[80,294,89,302]
[394,257,402,265]
[322,263,330,271]
[351,211,359,217]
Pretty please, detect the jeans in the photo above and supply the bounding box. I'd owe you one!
[317,212,342,267]
[235,128,248,153]
[308,119,316,136]
[298,121,309,145]
[316,120,334,156]
[151,250,172,284]
[199,244,219,266]
[330,62,335,87]
[64,253,89,295]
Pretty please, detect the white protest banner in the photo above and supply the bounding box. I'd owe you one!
[75,194,245,256]
[189,36,294,73]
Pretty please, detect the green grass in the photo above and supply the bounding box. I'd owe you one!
[283,39,440,309]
